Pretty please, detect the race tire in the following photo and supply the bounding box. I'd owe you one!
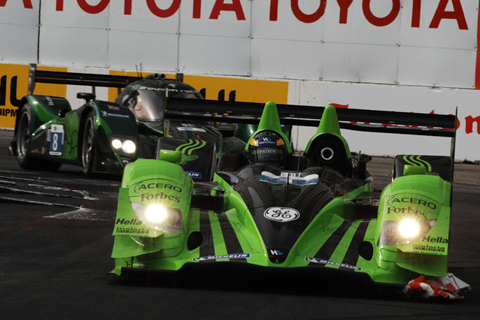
[16,104,61,171]
[82,111,97,175]
[291,183,334,221]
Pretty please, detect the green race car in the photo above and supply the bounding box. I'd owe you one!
[111,99,464,296]
[9,64,233,175]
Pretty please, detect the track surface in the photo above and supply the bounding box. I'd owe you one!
[0,130,479,319]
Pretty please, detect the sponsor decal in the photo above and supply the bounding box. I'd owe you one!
[412,244,446,253]
[115,218,142,226]
[115,227,150,235]
[179,154,198,165]
[132,180,183,203]
[138,86,166,92]
[6,1,468,30]
[386,206,428,219]
[140,192,180,203]
[186,171,202,179]
[45,96,54,106]
[175,140,204,165]
[48,124,64,156]
[133,181,182,193]
[0,107,16,117]
[193,253,250,261]
[387,196,437,210]
[100,110,130,119]
[422,236,448,244]
[177,127,207,132]
[258,137,276,147]
[264,207,300,223]
[306,257,362,271]
[269,249,284,257]
[257,148,277,154]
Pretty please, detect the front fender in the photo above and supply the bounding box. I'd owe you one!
[375,173,451,277]
[15,95,71,136]
[76,101,138,169]
[112,159,194,259]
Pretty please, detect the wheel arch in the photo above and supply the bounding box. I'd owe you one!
[77,105,96,157]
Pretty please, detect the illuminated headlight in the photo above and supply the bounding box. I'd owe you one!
[398,218,421,239]
[122,140,136,154]
[111,138,136,154]
[379,219,436,246]
[111,139,122,149]
[131,202,183,234]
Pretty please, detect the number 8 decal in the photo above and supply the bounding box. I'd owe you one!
[49,124,64,156]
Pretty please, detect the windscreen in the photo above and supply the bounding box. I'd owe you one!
[132,88,202,121]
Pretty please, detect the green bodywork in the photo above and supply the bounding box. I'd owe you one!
[111,103,453,286]
[16,94,138,172]
[305,104,351,158]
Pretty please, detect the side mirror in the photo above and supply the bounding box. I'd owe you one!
[158,150,182,163]
[77,92,96,102]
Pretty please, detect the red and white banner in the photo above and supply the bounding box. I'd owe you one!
[1,0,478,88]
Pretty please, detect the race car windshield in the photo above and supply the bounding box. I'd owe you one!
[132,89,202,121]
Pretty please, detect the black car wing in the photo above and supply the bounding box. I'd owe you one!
[27,64,186,95]
[27,64,143,95]
[165,97,456,138]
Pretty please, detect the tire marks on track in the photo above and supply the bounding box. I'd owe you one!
[0,171,119,222]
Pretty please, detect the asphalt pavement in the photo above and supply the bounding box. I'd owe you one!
[0,130,479,320]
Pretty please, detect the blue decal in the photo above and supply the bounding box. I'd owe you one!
[186,171,202,179]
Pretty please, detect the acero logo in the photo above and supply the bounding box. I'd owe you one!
[133,180,182,194]
[264,207,300,223]
[387,196,437,210]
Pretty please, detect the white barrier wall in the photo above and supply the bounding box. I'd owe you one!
[1,0,479,160]
[1,0,477,88]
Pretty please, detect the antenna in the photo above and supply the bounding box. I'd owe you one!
[135,63,144,78]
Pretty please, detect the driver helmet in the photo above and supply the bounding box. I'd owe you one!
[247,131,288,166]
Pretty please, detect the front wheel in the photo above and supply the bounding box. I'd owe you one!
[16,105,61,171]
[16,105,34,169]
[82,112,97,175]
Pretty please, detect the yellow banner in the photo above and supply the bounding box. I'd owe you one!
[1,64,287,129]
[0,63,67,129]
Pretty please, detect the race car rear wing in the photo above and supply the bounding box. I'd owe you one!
[27,63,184,95]
[165,97,457,160]
[165,97,457,138]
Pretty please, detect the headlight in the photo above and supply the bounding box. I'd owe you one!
[111,138,136,154]
[131,202,183,234]
[122,140,136,154]
[398,218,421,239]
[111,138,122,149]
[379,219,436,246]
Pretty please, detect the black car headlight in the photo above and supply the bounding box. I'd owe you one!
[131,202,183,234]
[379,218,436,246]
